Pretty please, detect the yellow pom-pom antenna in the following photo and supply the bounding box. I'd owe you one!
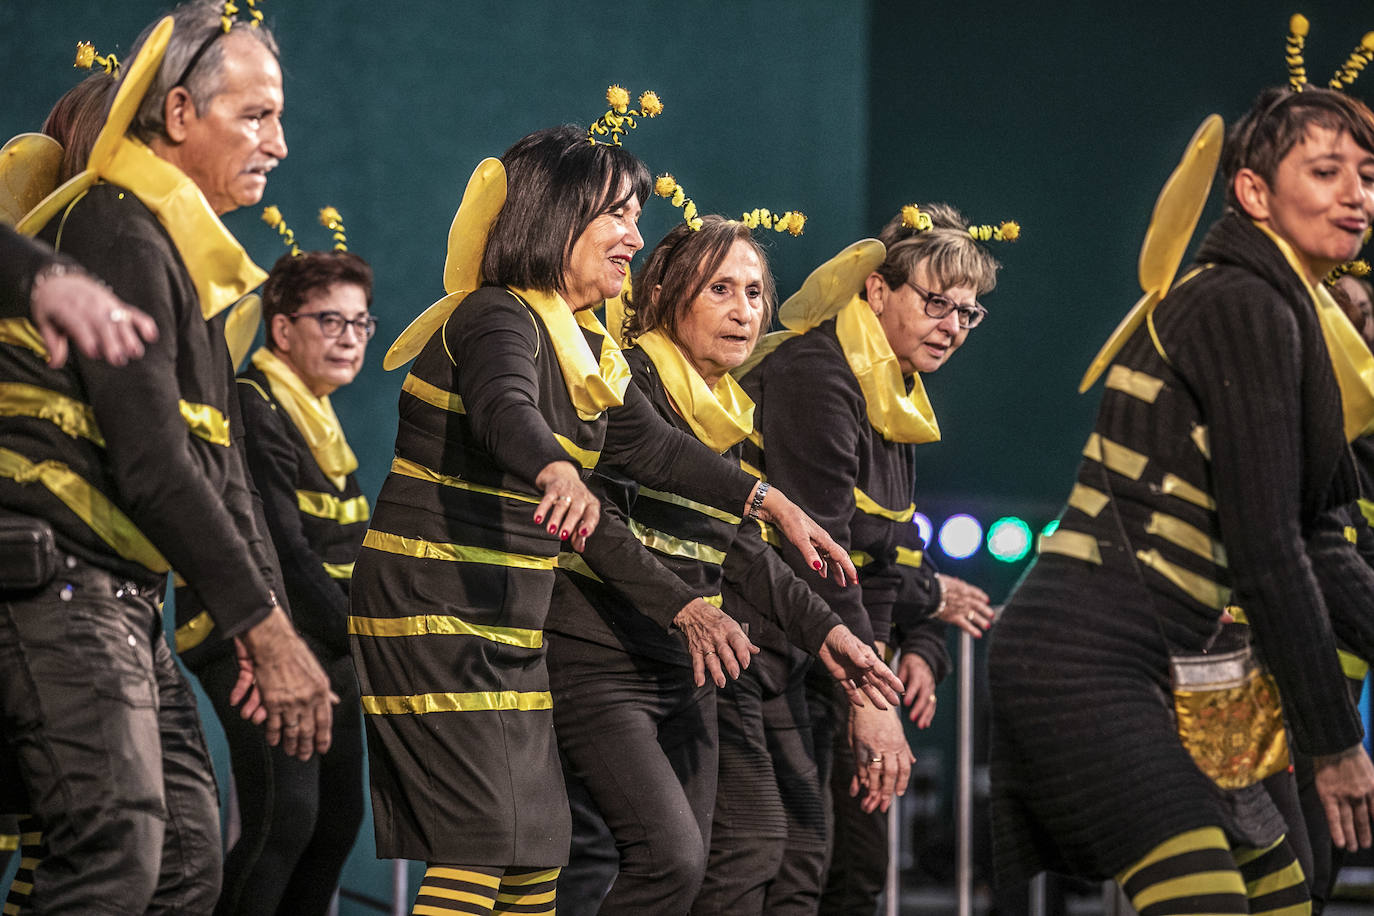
[588,85,664,146]
[1330,32,1374,89]
[220,0,263,33]
[318,206,347,251]
[74,41,120,76]
[1327,259,1372,286]
[1287,13,1310,91]
[261,204,300,256]
[741,207,807,236]
[966,220,1021,243]
[901,204,933,231]
[654,174,702,230]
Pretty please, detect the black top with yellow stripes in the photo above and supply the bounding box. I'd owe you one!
[175,364,369,665]
[739,318,938,649]
[1036,212,1370,756]
[547,346,842,667]
[0,185,278,639]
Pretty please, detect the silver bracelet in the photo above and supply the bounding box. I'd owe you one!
[747,481,770,520]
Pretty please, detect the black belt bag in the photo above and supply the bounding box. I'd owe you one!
[0,517,60,590]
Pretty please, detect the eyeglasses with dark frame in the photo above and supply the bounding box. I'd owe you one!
[287,310,379,340]
[904,280,987,329]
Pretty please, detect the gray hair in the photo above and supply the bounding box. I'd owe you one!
[123,1,280,144]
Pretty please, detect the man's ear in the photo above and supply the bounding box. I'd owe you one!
[162,87,196,143]
[1233,167,1272,222]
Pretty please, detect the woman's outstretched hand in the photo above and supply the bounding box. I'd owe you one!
[818,625,904,710]
[674,598,759,687]
[750,484,859,586]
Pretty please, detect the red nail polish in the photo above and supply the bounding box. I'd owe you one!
[813,560,823,570]
[561,530,570,540]
[580,528,589,537]
[534,515,543,524]
[548,525,557,534]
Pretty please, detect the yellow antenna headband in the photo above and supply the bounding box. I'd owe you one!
[74,41,120,76]
[1284,13,1374,91]
[588,85,663,146]
[901,203,1020,242]
[261,205,348,256]
[654,174,806,236]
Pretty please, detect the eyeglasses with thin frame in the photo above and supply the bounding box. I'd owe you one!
[287,310,379,340]
[904,280,987,329]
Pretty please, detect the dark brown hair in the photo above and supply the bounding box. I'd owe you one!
[622,216,775,344]
[43,73,116,183]
[481,125,651,293]
[1223,86,1374,210]
[262,251,373,350]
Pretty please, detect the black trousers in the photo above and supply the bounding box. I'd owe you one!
[697,649,827,915]
[809,667,888,916]
[0,561,221,914]
[195,647,365,916]
[548,633,718,915]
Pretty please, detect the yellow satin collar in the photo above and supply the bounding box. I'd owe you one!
[510,287,631,421]
[834,296,940,444]
[1255,224,1374,441]
[100,138,265,320]
[634,329,755,454]
[251,347,358,489]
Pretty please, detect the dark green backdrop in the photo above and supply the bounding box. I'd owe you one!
[3,1,1372,908]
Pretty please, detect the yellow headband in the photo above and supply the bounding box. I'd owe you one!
[588,85,663,146]
[653,174,806,236]
[74,41,120,76]
[900,203,1019,242]
[261,204,349,256]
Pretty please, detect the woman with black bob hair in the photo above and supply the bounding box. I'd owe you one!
[545,215,902,914]
[350,125,856,915]
[989,84,1374,915]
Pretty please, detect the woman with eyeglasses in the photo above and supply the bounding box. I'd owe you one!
[711,203,999,913]
[177,249,376,915]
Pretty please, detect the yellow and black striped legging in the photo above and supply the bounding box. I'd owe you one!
[4,815,42,916]
[412,865,559,916]
[1116,827,1309,916]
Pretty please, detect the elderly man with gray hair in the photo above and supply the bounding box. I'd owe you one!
[0,2,333,911]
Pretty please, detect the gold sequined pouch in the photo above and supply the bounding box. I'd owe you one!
[1170,645,1290,789]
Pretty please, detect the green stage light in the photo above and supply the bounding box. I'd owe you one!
[987,517,1032,563]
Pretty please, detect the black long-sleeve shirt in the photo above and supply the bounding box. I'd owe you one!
[0,185,277,639]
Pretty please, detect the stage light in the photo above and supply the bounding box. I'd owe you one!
[912,512,933,548]
[987,517,1032,563]
[938,514,983,560]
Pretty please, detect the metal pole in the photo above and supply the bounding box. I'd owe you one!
[392,859,409,916]
[957,630,974,916]
[885,797,900,916]
[1029,872,1047,916]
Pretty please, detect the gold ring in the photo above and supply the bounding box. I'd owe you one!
[558,495,572,504]
[867,755,882,766]
[108,307,129,323]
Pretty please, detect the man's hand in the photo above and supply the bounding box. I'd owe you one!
[239,607,336,760]
[673,598,759,687]
[30,264,159,368]
[848,702,916,813]
[818,625,903,709]
[1314,744,1374,851]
